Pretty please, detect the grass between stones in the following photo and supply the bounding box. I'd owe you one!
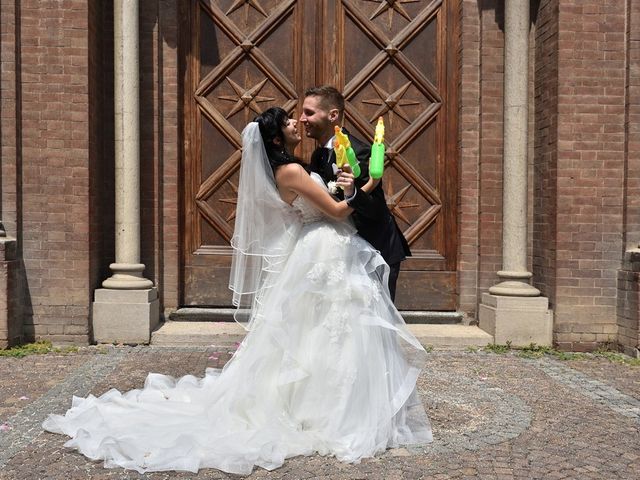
[3,340,638,365]
[469,342,640,366]
[0,340,79,358]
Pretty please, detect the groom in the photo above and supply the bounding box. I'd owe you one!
[299,85,411,301]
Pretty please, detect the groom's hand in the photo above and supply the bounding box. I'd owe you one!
[337,166,355,198]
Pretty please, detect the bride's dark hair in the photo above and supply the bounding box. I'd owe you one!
[253,107,307,172]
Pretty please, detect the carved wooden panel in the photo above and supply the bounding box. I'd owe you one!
[330,0,459,308]
[183,0,309,305]
[339,0,452,257]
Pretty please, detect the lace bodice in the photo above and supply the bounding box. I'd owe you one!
[291,172,328,224]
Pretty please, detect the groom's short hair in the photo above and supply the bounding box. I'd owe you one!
[304,85,345,114]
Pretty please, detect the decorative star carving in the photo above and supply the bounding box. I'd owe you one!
[218,77,274,119]
[362,81,420,127]
[386,181,419,226]
[226,0,268,18]
[364,0,419,29]
[219,180,239,222]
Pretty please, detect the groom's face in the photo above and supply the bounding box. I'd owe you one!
[300,95,339,143]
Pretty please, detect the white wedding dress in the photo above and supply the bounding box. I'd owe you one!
[43,173,432,475]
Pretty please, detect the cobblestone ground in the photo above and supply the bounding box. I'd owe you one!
[0,345,638,479]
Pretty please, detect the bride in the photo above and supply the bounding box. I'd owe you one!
[43,107,432,475]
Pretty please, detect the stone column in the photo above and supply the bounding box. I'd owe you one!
[479,0,552,346]
[92,0,159,344]
[102,0,152,291]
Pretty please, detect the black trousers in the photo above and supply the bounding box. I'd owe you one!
[388,262,401,303]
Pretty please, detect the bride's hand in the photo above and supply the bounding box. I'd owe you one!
[336,168,355,198]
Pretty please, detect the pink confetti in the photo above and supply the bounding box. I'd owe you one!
[19,396,29,401]
[208,355,219,361]
[0,423,12,432]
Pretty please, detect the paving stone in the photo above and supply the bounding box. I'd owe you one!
[0,348,638,479]
[0,352,91,418]
[564,357,640,400]
[530,357,640,422]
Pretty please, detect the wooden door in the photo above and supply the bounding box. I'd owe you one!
[182,0,458,310]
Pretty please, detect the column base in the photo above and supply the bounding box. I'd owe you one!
[489,271,541,296]
[479,293,553,347]
[92,288,159,344]
[102,263,154,289]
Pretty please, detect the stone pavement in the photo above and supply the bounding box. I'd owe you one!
[0,344,638,480]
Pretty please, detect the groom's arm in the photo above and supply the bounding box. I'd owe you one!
[347,138,387,220]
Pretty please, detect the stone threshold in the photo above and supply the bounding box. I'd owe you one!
[151,321,493,349]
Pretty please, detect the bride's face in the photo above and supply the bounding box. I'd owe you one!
[281,117,301,150]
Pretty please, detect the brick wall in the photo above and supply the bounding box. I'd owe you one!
[553,0,627,350]
[624,0,640,250]
[457,0,481,317]
[140,0,160,303]
[159,0,180,315]
[88,1,115,341]
[532,0,558,309]
[138,0,180,317]
[1,0,19,238]
[0,0,24,348]
[623,0,640,250]
[476,2,504,297]
[616,0,640,354]
[17,0,93,344]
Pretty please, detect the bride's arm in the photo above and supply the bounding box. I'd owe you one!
[276,163,354,220]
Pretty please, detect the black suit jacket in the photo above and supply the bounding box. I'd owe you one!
[310,130,411,265]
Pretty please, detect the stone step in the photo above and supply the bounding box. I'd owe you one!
[407,324,494,348]
[169,308,465,325]
[151,321,493,349]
